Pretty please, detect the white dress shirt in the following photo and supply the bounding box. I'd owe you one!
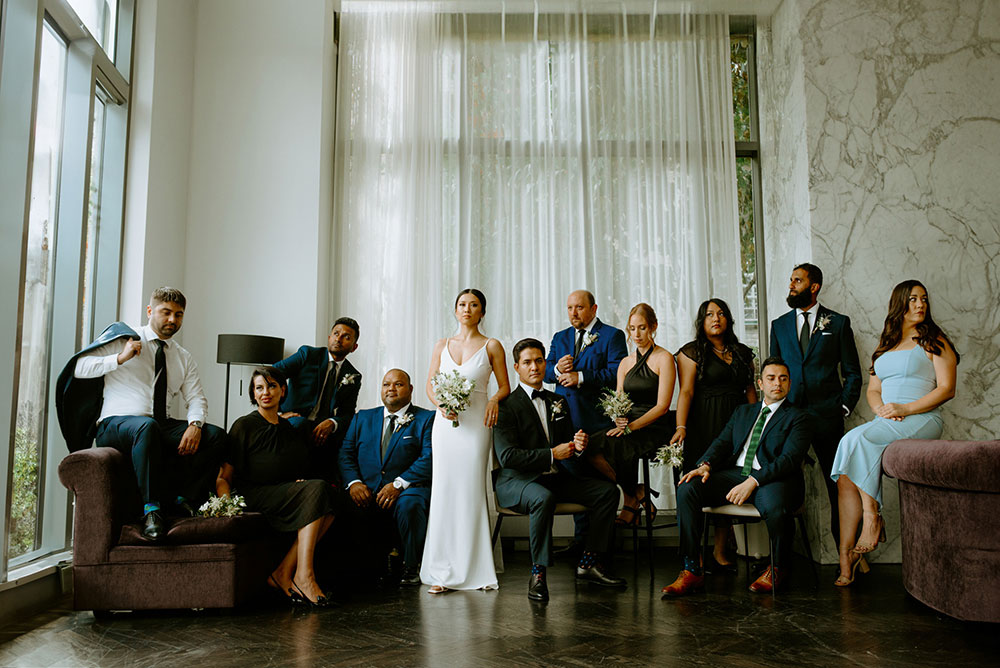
[572,319,598,385]
[74,324,208,425]
[346,403,412,490]
[735,398,786,474]
[520,381,556,469]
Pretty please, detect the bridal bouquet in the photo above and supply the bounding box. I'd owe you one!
[198,493,247,518]
[652,442,684,469]
[598,389,633,421]
[431,369,476,428]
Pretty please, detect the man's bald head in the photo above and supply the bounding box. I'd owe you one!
[381,368,413,411]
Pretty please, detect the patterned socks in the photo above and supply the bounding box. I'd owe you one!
[531,564,546,576]
[683,556,704,576]
[143,503,160,516]
[578,550,598,569]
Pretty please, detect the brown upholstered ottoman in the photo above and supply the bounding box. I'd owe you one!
[882,439,1000,623]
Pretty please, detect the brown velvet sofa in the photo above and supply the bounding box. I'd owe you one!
[882,438,1000,623]
[59,447,283,613]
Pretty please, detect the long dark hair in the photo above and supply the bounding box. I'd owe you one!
[693,298,754,384]
[870,280,960,373]
[454,288,487,320]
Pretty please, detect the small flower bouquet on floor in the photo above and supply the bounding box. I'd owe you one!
[431,369,476,428]
[198,493,247,518]
[598,389,633,421]
[652,442,684,469]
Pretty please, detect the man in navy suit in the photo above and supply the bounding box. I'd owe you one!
[495,339,625,601]
[339,369,432,586]
[274,317,362,481]
[663,357,811,596]
[544,290,627,555]
[769,263,861,543]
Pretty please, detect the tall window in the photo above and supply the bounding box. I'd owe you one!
[1,0,134,580]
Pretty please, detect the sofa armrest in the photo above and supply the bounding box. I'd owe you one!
[883,439,1000,493]
[58,447,126,565]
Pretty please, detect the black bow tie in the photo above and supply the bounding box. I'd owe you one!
[531,389,544,400]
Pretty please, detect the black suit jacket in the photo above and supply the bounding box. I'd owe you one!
[493,386,576,508]
[700,401,811,486]
[56,322,140,452]
[273,345,361,442]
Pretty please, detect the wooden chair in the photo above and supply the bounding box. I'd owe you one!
[700,502,818,598]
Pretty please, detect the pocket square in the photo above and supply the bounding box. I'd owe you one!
[402,435,415,440]
[821,332,833,336]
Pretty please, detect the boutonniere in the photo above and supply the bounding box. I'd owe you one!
[814,314,832,332]
[551,400,566,416]
[396,412,415,427]
[340,373,359,386]
[581,332,599,351]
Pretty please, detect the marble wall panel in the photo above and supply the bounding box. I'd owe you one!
[759,0,1000,564]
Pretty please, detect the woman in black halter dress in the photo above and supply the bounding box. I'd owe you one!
[586,303,676,524]
[671,299,756,567]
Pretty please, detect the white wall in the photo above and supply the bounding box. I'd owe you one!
[121,0,196,323]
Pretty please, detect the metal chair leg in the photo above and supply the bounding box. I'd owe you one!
[742,523,751,583]
[491,514,503,549]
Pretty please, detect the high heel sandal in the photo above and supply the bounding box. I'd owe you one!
[289,581,332,608]
[615,505,640,526]
[427,585,449,595]
[852,512,886,554]
[268,575,296,605]
[834,554,870,587]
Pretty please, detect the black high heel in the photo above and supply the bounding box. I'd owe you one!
[290,580,332,608]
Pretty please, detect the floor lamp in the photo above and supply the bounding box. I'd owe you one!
[217,334,285,428]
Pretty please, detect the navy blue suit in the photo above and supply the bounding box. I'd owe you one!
[493,386,618,566]
[338,405,432,568]
[677,401,811,568]
[274,345,361,480]
[770,305,861,541]
[544,318,628,435]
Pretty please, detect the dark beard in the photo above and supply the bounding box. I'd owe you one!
[786,290,813,309]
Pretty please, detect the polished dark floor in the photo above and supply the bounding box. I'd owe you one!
[1,547,997,667]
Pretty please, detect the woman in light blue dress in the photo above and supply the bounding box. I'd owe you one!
[830,280,959,586]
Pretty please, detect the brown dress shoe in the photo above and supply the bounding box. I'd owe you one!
[660,570,705,597]
[749,566,783,593]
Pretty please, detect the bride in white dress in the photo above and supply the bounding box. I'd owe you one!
[420,289,510,593]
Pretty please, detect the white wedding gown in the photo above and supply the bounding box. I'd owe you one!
[420,342,498,590]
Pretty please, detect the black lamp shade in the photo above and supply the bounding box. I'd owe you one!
[217,334,285,365]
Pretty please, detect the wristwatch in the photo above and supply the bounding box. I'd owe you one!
[190,420,204,429]
[392,479,404,490]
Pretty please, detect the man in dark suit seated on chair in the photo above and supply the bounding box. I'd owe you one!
[494,338,625,602]
[662,357,811,596]
[338,369,432,586]
[274,317,362,482]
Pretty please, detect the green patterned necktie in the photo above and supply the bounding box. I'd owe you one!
[741,405,771,476]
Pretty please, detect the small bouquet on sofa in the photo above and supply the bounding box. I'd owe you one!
[198,493,247,518]
[431,369,476,428]
[652,442,684,469]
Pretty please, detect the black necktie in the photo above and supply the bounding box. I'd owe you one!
[153,340,167,421]
[574,329,585,357]
[799,312,810,355]
[314,362,337,420]
[380,414,397,461]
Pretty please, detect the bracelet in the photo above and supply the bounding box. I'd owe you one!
[675,425,686,430]
[623,426,632,435]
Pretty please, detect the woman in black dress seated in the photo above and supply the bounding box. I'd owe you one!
[670,298,756,569]
[586,303,676,525]
[217,366,337,606]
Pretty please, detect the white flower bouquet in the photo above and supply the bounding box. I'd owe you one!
[198,493,247,518]
[652,442,684,469]
[431,369,476,428]
[598,389,633,421]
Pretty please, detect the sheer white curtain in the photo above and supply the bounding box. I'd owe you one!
[332,3,740,504]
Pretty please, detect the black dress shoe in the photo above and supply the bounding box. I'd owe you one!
[554,540,584,559]
[399,567,421,587]
[528,573,549,601]
[705,557,738,575]
[174,500,197,518]
[576,564,626,587]
[142,511,167,542]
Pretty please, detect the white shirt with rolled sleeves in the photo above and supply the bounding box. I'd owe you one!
[73,324,208,425]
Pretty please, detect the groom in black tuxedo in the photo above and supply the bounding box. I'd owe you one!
[769,263,861,543]
[494,338,625,601]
